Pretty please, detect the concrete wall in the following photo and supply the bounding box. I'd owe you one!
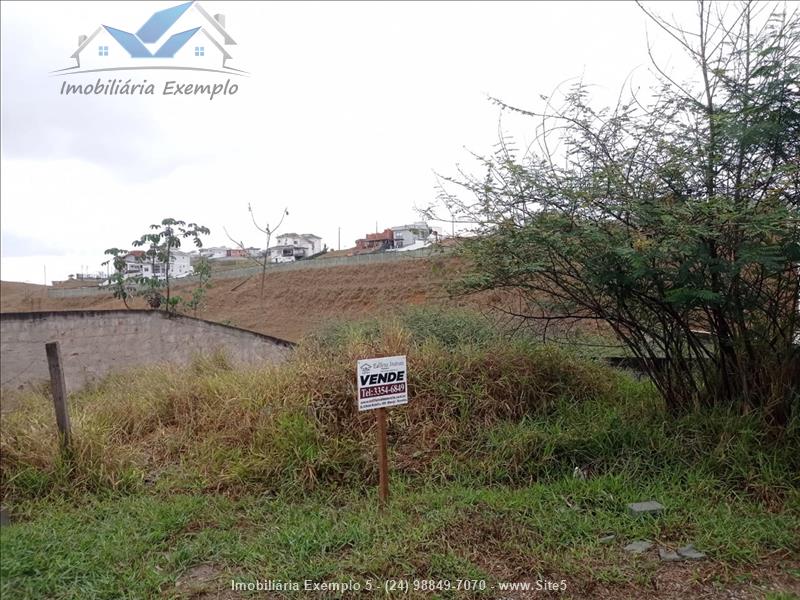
[0,310,293,393]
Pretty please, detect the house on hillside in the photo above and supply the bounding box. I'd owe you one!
[276,233,323,255]
[355,222,433,251]
[268,233,323,263]
[391,222,432,248]
[60,1,239,73]
[356,229,394,250]
[119,250,192,280]
[69,272,107,282]
[54,273,106,288]
[199,246,228,259]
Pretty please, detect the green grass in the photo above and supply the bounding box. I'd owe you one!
[2,479,798,599]
[1,309,798,598]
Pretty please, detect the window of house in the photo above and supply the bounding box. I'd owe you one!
[99,46,108,56]
[195,46,204,57]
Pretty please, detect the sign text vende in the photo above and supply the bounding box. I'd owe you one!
[356,356,408,411]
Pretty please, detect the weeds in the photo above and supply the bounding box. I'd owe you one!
[1,309,799,598]
[2,310,797,505]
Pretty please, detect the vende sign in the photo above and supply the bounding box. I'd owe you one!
[356,355,408,509]
[356,355,408,412]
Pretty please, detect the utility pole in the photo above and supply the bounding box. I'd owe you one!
[338,227,341,251]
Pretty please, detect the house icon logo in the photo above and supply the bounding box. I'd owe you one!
[54,1,246,76]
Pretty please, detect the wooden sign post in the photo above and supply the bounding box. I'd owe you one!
[376,407,389,508]
[357,356,408,511]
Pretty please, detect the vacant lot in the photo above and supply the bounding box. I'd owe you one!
[1,311,798,599]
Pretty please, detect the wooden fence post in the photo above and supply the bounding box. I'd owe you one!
[45,341,72,452]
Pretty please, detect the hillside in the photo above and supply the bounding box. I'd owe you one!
[0,256,492,342]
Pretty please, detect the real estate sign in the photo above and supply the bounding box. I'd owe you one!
[356,355,408,412]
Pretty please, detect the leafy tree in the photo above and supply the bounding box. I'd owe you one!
[131,218,210,312]
[101,248,134,309]
[104,219,210,312]
[428,1,799,421]
[180,256,212,316]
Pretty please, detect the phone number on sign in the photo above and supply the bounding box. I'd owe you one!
[384,579,487,593]
[359,383,406,399]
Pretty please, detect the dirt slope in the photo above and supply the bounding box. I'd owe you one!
[1,257,493,342]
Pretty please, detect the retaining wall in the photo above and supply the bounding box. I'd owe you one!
[0,310,293,393]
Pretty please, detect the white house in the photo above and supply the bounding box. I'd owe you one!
[120,250,192,280]
[268,245,303,263]
[198,246,229,259]
[169,251,192,278]
[268,233,323,263]
[60,1,240,74]
[275,233,323,255]
[391,222,432,248]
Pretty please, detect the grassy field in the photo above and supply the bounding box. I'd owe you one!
[1,310,798,598]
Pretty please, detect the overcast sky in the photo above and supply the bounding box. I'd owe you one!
[0,0,705,284]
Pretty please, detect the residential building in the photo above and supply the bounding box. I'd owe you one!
[199,246,229,259]
[68,272,106,281]
[275,233,323,255]
[268,233,323,262]
[391,222,432,248]
[53,273,106,288]
[356,229,394,250]
[355,222,433,251]
[119,250,192,280]
[268,245,303,263]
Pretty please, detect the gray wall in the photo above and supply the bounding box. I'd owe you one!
[0,311,293,393]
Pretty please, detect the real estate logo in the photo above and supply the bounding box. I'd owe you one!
[53,1,246,99]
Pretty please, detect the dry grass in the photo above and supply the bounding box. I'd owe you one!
[0,310,618,501]
[0,256,486,341]
[4,308,796,507]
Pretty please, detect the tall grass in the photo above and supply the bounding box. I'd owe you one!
[1,308,797,502]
